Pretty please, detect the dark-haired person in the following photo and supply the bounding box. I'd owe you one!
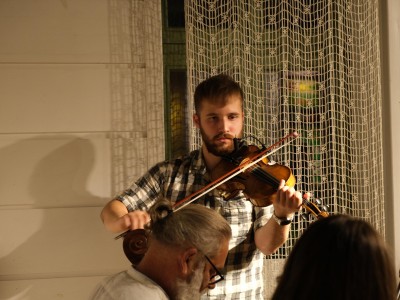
[272,214,397,300]
[100,74,303,299]
[91,199,232,300]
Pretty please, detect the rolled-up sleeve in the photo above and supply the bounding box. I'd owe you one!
[253,204,274,230]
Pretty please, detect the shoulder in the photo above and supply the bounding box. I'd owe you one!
[90,269,169,300]
[125,268,169,299]
[150,149,202,173]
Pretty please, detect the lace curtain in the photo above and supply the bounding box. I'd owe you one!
[185,0,384,296]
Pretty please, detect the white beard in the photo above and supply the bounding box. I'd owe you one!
[175,264,207,300]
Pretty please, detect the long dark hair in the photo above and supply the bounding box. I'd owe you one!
[272,214,397,300]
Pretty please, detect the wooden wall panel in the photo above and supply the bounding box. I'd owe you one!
[0,207,128,279]
[0,134,111,208]
[0,0,111,63]
[0,276,108,299]
[0,65,113,133]
[0,0,164,299]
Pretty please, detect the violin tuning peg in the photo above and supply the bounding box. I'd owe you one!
[301,213,309,221]
[321,205,329,212]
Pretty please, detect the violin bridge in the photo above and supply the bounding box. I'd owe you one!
[219,190,240,200]
[219,190,230,199]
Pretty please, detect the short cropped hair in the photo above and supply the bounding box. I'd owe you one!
[194,74,244,114]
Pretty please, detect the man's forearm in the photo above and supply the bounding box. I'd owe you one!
[254,218,290,255]
[100,199,129,233]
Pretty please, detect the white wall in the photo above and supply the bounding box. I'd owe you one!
[0,0,164,299]
[382,0,400,279]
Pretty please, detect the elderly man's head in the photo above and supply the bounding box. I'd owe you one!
[136,199,232,300]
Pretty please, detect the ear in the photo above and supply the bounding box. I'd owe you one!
[193,113,200,129]
[179,247,199,276]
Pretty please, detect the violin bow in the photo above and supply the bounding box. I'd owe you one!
[173,131,299,211]
[115,131,299,240]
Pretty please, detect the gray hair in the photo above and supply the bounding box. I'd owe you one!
[147,199,232,257]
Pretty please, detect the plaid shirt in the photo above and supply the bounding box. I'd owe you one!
[117,149,273,300]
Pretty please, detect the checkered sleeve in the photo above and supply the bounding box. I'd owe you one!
[115,162,168,212]
[253,204,274,230]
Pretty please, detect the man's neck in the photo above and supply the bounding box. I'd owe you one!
[201,144,223,171]
[135,245,177,299]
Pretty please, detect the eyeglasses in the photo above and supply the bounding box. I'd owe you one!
[204,255,224,285]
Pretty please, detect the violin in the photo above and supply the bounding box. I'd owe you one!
[209,135,329,219]
[172,131,299,210]
[210,137,296,207]
[118,131,329,265]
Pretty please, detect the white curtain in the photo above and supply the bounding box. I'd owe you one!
[185,0,384,296]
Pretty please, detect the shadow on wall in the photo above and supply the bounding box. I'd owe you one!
[0,136,127,299]
[28,136,104,207]
[0,135,107,207]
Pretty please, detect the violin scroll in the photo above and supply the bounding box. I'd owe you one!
[300,197,329,220]
[122,229,148,265]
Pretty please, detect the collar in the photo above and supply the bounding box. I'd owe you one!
[189,148,208,175]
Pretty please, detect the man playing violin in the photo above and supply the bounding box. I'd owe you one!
[101,74,303,299]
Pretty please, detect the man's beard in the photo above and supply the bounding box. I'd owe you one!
[174,264,207,300]
[200,128,239,157]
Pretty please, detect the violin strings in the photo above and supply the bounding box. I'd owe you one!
[248,164,281,188]
[173,133,299,211]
